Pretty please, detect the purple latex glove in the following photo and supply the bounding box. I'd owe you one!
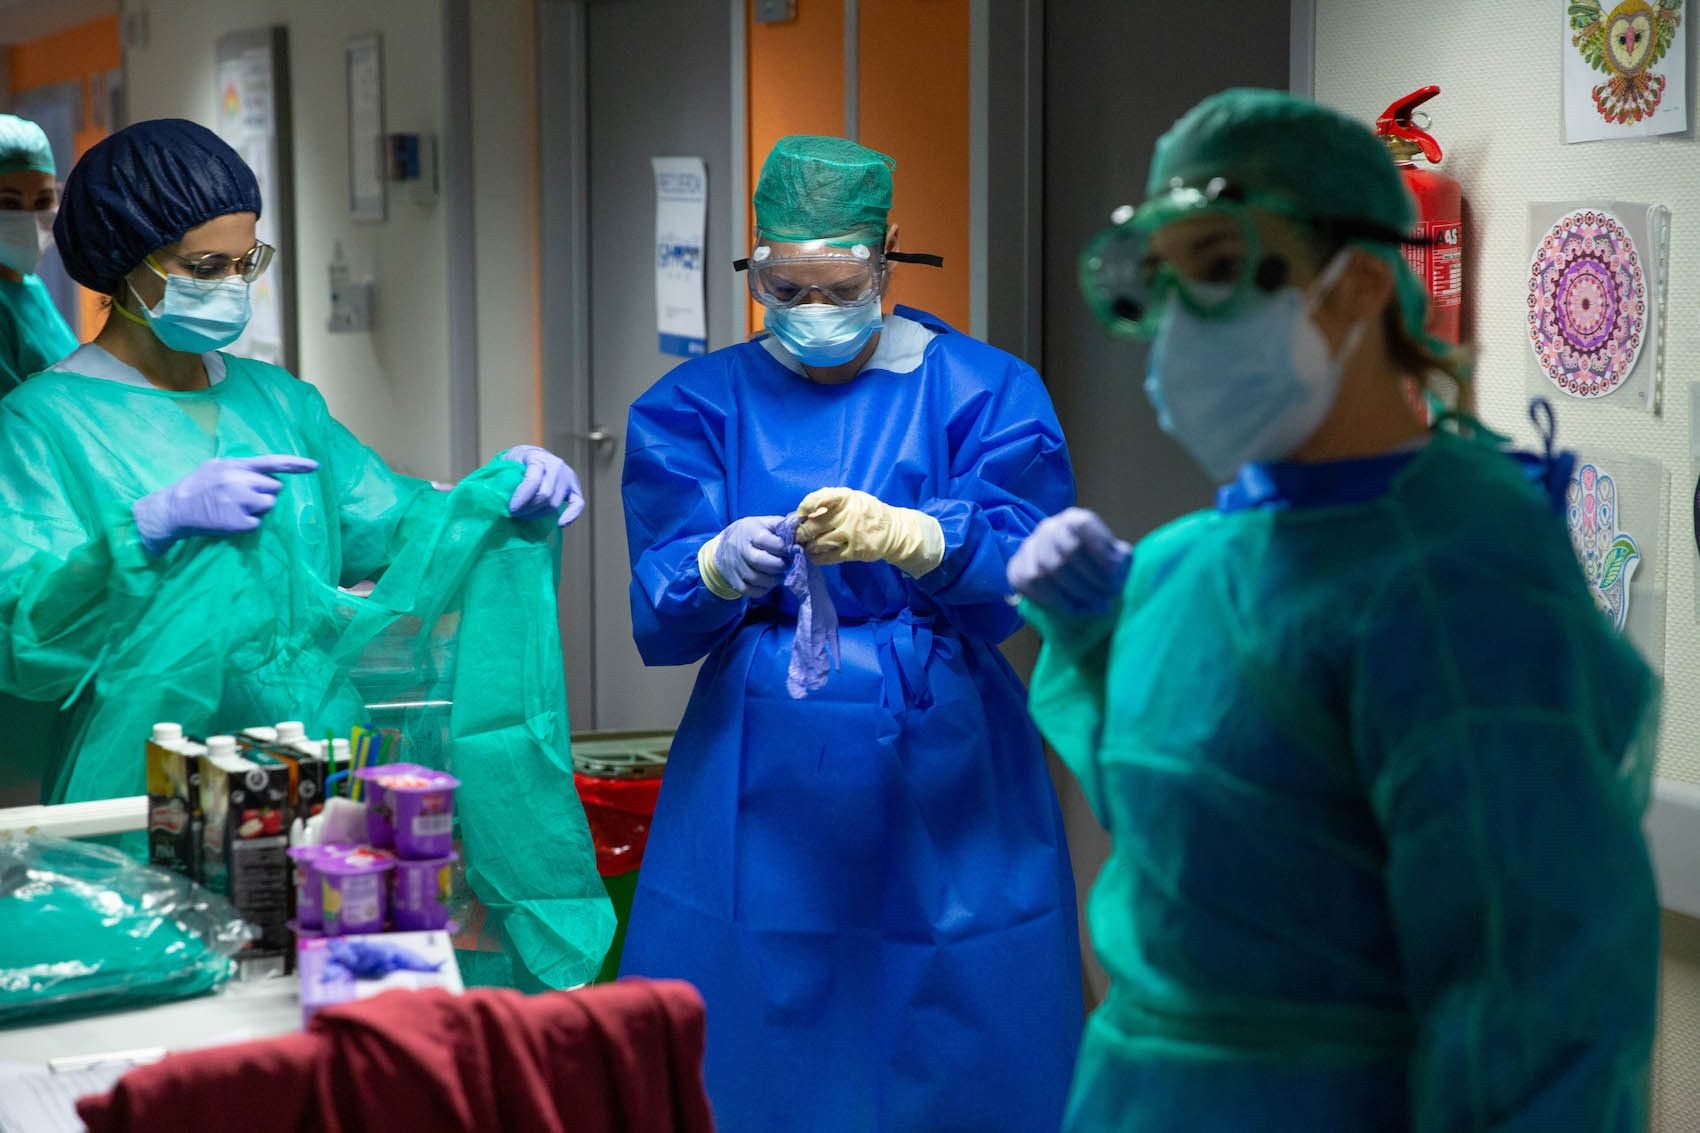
[133,454,319,555]
[776,515,839,698]
[501,444,585,527]
[715,515,789,599]
[1007,507,1132,617]
[326,937,444,980]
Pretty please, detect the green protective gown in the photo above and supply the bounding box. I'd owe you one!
[1027,431,1659,1132]
[0,354,612,989]
[0,274,78,397]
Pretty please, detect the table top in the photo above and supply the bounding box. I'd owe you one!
[0,978,301,1066]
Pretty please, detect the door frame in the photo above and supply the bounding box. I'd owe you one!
[534,0,749,729]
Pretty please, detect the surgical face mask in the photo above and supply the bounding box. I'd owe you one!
[126,258,252,353]
[1144,250,1367,481]
[765,301,883,368]
[0,210,50,276]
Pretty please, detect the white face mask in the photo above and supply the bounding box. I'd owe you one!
[0,211,51,276]
[1144,250,1368,482]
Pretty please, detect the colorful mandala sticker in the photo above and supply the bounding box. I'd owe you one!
[1527,209,1647,399]
[1568,462,1641,632]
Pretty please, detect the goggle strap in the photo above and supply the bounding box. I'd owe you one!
[732,250,944,272]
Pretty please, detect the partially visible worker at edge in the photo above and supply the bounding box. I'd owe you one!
[1008,89,1658,1132]
[0,119,587,806]
[0,114,77,397]
[619,135,1083,1131]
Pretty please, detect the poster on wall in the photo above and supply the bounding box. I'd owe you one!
[215,28,296,372]
[1567,450,1667,668]
[1525,202,1669,413]
[346,35,385,223]
[1563,0,1687,143]
[652,156,708,358]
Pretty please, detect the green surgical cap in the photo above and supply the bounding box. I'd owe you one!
[1148,88,1433,348]
[0,114,55,177]
[754,135,894,246]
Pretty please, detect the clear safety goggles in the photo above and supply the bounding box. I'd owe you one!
[1079,177,1412,340]
[733,242,943,310]
[151,241,276,292]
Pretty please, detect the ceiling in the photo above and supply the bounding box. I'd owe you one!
[0,0,118,47]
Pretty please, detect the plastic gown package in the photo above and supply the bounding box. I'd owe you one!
[1026,430,1660,1132]
[0,356,613,990]
[0,834,252,1026]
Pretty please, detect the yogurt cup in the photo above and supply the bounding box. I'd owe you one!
[384,770,460,860]
[319,847,396,935]
[288,842,355,931]
[390,851,458,931]
[354,763,426,849]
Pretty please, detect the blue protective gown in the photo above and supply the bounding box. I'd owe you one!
[620,308,1084,1132]
[1028,433,1659,1133]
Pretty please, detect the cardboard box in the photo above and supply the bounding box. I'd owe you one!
[296,930,463,1023]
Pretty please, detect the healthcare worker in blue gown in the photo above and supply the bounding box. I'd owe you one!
[620,135,1084,1131]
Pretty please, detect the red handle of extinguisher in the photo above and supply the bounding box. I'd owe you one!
[1376,85,1444,164]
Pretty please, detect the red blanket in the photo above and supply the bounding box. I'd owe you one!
[77,980,715,1133]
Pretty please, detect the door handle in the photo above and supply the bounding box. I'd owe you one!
[567,427,617,454]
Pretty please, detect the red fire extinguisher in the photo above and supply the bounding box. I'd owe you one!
[1375,86,1462,345]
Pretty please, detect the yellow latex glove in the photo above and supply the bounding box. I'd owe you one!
[794,487,945,578]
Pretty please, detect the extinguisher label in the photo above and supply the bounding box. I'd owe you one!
[1403,220,1462,311]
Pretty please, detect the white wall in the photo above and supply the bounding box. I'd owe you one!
[123,0,541,479]
[1311,3,1700,1125]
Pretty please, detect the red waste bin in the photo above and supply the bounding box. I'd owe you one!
[571,732,670,982]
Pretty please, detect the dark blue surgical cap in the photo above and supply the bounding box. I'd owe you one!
[55,118,261,294]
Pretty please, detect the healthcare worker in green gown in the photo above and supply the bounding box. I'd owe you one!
[3,118,587,804]
[1009,89,1659,1132]
[0,114,78,396]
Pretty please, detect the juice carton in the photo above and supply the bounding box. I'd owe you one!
[146,738,200,879]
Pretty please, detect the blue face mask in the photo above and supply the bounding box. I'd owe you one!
[127,259,253,353]
[1144,250,1364,482]
[765,301,883,368]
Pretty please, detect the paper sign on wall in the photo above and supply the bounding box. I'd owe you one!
[215,42,285,365]
[1563,0,1687,143]
[653,157,708,358]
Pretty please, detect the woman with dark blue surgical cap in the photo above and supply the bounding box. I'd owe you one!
[0,119,589,806]
[0,113,77,396]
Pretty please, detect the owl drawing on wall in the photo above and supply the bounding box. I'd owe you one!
[1570,0,1684,124]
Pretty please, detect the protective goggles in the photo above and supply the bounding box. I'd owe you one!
[1079,177,1412,340]
[733,242,942,310]
[151,241,276,292]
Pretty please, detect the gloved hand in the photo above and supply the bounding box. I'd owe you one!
[1007,508,1132,616]
[133,454,320,555]
[794,487,945,578]
[698,516,789,600]
[500,444,586,527]
[326,937,444,980]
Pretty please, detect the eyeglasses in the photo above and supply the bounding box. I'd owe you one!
[155,242,276,291]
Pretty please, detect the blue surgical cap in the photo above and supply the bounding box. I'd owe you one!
[55,119,262,294]
[0,115,55,176]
